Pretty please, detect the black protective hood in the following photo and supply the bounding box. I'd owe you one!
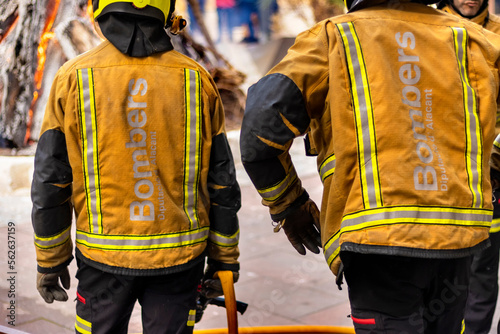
[97,13,174,57]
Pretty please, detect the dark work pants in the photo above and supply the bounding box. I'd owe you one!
[341,252,471,334]
[74,259,204,334]
[464,233,500,334]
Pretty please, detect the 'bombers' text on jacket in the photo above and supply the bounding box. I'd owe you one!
[32,40,240,275]
[241,0,500,275]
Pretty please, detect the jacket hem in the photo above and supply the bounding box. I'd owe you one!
[340,239,491,259]
[75,247,206,276]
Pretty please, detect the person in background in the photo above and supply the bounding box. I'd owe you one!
[258,0,278,42]
[240,0,500,331]
[217,0,237,42]
[438,0,500,332]
[31,1,241,333]
[188,0,206,38]
[237,0,259,43]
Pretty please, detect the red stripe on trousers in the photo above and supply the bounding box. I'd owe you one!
[77,292,86,304]
[352,315,376,325]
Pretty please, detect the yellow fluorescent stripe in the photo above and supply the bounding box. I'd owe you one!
[77,70,93,229]
[75,324,91,334]
[76,315,91,327]
[349,23,381,206]
[184,69,192,222]
[453,27,483,207]
[77,227,209,240]
[35,226,70,241]
[35,238,69,250]
[76,236,208,250]
[193,70,201,210]
[257,172,297,201]
[87,69,103,234]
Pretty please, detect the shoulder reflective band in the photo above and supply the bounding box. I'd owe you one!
[319,154,336,182]
[336,22,382,209]
[75,315,92,334]
[76,227,209,250]
[34,226,71,249]
[452,27,483,208]
[184,69,202,229]
[494,134,500,149]
[323,206,492,266]
[209,229,240,247]
[257,167,298,202]
[77,68,103,234]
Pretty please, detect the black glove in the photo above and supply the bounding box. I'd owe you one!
[201,262,239,299]
[36,267,70,303]
[281,198,321,255]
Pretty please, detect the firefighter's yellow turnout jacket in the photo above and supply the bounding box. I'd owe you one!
[240,0,500,275]
[32,40,240,275]
[440,2,500,234]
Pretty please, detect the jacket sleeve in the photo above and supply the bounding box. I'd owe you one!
[240,23,329,221]
[31,70,74,273]
[206,90,241,272]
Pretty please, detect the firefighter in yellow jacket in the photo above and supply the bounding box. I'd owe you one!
[240,0,500,331]
[438,0,500,332]
[31,1,240,333]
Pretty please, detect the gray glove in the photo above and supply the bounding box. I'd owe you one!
[36,267,70,303]
[281,198,321,255]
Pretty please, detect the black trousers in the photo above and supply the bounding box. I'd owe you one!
[341,252,471,334]
[74,259,204,334]
[463,232,500,334]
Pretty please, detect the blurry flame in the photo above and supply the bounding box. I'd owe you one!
[0,15,19,45]
[87,0,94,22]
[25,0,61,145]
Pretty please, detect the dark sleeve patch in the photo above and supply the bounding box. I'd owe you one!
[31,129,73,237]
[208,133,241,235]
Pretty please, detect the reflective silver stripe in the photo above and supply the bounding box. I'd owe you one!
[76,227,209,250]
[324,206,492,265]
[257,167,297,201]
[324,234,340,266]
[452,27,483,208]
[337,22,382,209]
[184,69,202,229]
[34,227,71,249]
[209,229,240,247]
[494,134,500,149]
[319,154,336,182]
[491,219,500,233]
[75,315,92,334]
[77,68,102,234]
[341,206,491,228]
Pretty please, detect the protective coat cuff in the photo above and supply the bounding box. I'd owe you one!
[37,255,73,274]
[270,190,310,222]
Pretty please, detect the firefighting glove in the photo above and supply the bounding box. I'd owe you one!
[202,262,239,299]
[279,198,321,255]
[36,267,70,303]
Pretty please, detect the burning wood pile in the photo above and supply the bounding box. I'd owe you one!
[0,0,246,153]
